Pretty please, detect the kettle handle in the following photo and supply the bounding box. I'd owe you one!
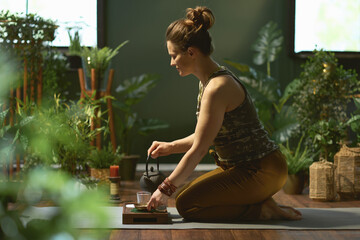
[145,152,160,177]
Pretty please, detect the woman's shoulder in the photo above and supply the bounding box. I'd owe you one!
[207,74,242,93]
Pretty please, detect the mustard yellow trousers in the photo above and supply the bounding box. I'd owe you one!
[175,149,288,222]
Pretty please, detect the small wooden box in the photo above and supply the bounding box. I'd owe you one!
[122,204,170,224]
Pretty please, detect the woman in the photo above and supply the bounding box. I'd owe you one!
[147,6,302,222]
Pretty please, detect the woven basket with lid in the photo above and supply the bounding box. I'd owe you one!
[90,168,110,184]
[309,160,336,201]
[334,144,360,199]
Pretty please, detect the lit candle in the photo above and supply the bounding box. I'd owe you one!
[110,165,119,177]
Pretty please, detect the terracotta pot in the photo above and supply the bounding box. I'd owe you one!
[283,173,305,195]
[120,155,139,180]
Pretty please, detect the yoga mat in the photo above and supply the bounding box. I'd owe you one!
[21,207,360,230]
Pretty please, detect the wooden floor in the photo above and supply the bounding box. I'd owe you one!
[109,170,360,240]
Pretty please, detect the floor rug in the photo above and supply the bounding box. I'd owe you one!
[21,206,360,230]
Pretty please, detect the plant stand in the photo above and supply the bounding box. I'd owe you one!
[78,68,117,152]
[0,14,56,180]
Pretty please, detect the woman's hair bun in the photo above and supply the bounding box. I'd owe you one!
[185,6,215,31]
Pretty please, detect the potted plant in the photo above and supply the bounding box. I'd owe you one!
[11,94,107,176]
[66,27,82,69]
[88,144,122,184]
[80,40,129,91]
[291,50,359,161]
[113,74,169,180]
[346,97,360,145]
[279,135,314,194]
[224,21,299,143]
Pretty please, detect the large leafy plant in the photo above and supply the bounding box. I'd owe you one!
[12,94,108,175]
[346,98,360,144]
[113,74,169,155]
[291,50,359,161]
[224,21,298,143]
[252,21,283,77]
[0,50,109,240]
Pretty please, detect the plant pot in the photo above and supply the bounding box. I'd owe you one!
[81,58,111,91]
[90,168,110,184]
[283,173,306,194]
[67,55,82,69]
[120,155,139,181]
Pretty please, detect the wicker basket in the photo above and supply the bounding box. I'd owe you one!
[309,160,336,201]
[334,144,360,199]
[90,168,110,184]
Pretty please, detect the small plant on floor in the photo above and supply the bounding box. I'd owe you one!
[279,135,314,175]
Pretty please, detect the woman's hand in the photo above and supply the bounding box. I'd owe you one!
[147,141,174,159]
[147,189,169,211]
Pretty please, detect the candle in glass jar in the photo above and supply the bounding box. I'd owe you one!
[110,165,119,177]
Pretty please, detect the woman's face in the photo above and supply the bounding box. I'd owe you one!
[167,41,193,76]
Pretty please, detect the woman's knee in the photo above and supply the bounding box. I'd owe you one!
[175,192,191,218]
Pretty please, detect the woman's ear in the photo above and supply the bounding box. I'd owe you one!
[187,47,195,56]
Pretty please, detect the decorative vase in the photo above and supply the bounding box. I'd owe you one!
[283,173,306,195]
[120,155,139,181]
[334,144,360,200]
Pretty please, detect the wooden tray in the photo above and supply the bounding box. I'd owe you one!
[122,203,170,224]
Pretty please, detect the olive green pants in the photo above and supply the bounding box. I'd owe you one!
[175,149,288,222]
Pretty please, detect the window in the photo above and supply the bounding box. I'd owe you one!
[1,0,102,47]
[291,0,360,57]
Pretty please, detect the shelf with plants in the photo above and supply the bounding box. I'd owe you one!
[0,10,58,106]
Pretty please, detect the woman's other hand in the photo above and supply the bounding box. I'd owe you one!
[148,141,174,158]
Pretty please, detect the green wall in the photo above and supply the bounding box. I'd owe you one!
[103,0,358,163]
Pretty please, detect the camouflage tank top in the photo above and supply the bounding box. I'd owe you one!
[196,67,278,168]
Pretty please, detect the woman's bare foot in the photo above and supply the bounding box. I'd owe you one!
[259,198,302,220]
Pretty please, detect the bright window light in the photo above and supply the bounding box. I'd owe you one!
[294,0,360,53]
[1,0,97,47]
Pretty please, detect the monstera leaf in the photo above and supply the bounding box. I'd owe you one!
[252,21,283,76]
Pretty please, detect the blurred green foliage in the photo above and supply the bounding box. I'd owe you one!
[0,51,110,240]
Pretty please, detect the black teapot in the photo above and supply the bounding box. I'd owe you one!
[139,154,166,194]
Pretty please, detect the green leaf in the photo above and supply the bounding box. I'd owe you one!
[251,21,283,66]
[137,118,169,136]
[271,106,299,143]
[223,59,250,73]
